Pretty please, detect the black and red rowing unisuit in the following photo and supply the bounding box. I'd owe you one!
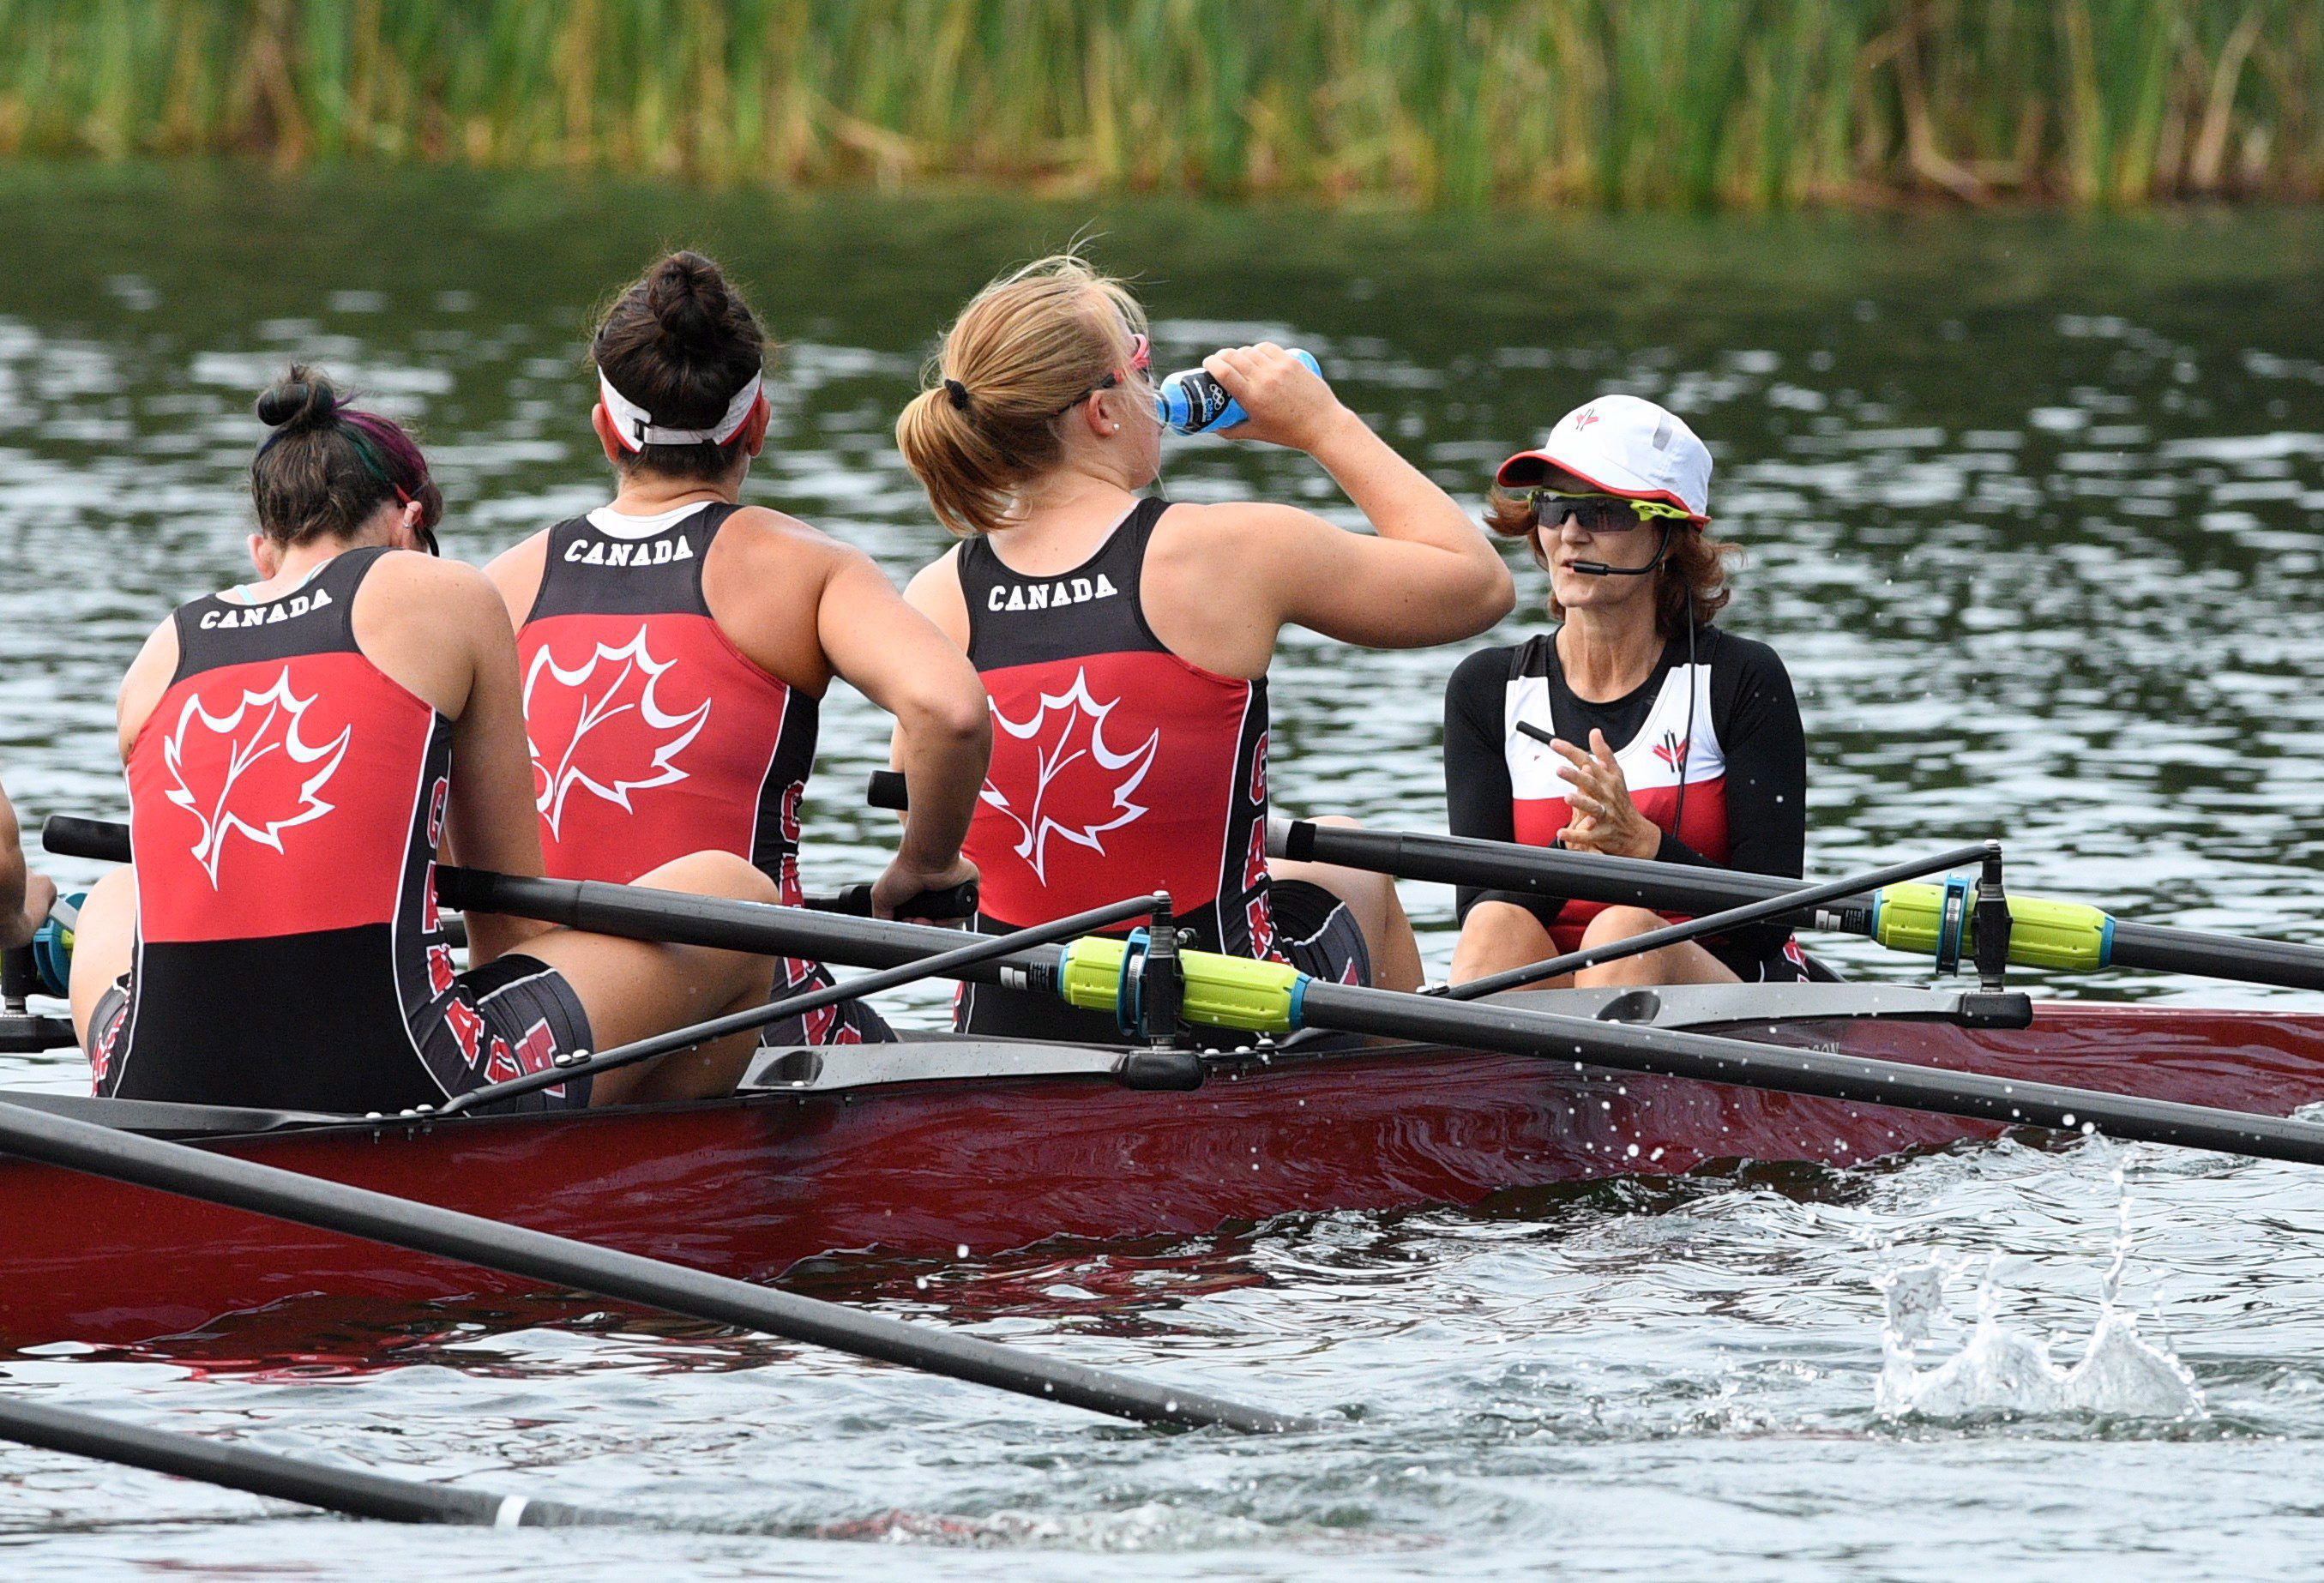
[98,546,592,1114]
[517,503,883,1045]
[1442,624,1811,982]
[954,497,1367,1040]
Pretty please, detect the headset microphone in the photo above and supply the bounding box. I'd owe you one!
[1568,523,1676,579]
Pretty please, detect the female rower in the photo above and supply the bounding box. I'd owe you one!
[1443,394,1809,990]
[896,255,1514,1040]
[486,251,989,1046]
[70,370,784,1114]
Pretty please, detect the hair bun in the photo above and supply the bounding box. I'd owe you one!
[256,364,342,432]
[646,251,732,352]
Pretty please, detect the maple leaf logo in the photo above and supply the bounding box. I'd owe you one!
[980,668,1160,882]
[525,625,712,837]
[162,668,352,888]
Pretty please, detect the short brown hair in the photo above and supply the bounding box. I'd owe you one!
[1484,485,1735,635]
[894,254,1148,538]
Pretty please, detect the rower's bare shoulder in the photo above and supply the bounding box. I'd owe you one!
[116,614,183,754]
[1151,499,1322,581]
[367,551,512,628]
[721,503,846,558]
[1161,498,1324,547]
[902,545,963,604]
[706,504,864,587]
[480,530,551,619]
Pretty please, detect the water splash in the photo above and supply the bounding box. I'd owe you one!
[1875,1169,2203,1423]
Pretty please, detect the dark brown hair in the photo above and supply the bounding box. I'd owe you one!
[1484,484,1734,635]
[591,250,767,481]
[250,365,442,548]
[894,254,1148,537]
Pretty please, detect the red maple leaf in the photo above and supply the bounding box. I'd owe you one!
[980,667,1160,882]
[524,625,712,837]
[161,667,352,888]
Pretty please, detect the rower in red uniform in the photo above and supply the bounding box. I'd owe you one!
[69,370,787,1114]
[895,255,1514,1040]
[1442,394,1810,989]
[487,251,988,1045]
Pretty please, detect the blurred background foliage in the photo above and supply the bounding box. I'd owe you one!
[0,0,2312,208]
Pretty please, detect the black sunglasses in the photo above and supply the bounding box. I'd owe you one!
[1521,490,1690,534]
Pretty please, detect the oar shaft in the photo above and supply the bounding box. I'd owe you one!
[0,1392,599,1526]
[1273,819,2324,993]
[2107,919,2324,990]
[1440,841,1993,1002]
[441,893,1158,1114]
[1273,818,1868,927]
[0,1101,1308,1434]
[1294,979,2324,1168]
[439,869,1006,973]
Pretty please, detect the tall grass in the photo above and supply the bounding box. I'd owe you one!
[0,0,2312,208]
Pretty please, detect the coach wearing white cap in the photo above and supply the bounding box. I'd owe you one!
[1441,394,1812,990]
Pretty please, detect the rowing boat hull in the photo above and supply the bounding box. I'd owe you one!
[8,1002,2322,1354]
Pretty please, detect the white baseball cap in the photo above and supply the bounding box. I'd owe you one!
[1495,394,1712,522]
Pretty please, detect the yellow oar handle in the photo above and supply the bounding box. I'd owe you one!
[1061,937,1303,1033]
[1871,884,2114,972]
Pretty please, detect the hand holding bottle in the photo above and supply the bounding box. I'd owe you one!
[1157,344,1332,445]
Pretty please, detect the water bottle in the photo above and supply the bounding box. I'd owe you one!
[31,892,83,999]
[1155,349,1322,435]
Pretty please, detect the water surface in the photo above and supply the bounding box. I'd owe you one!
[3,165,2323,1577]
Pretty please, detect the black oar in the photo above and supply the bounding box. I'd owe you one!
[437,893,1158,1115]
[36,816,977,924]
[437,869,991,972]
[1282,976,2324,1165]
[443,871,2324,1172]
[0,1099,1310,1435]
[0,1391,602,1526]
[1270,818,2324,994]
[1436,842,1996,1001]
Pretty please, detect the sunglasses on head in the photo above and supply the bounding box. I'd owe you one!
[1051,333,1152,418]
[1521,489,1692,534]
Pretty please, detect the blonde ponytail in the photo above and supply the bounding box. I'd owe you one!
[895,254,1147,538]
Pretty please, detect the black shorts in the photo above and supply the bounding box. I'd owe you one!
[952,880,1372,1044]
[90,952,597,1115]
[1701,931,1814,984]
[759,960,895,1047]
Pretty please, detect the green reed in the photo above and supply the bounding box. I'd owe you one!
[0,0,2312,208]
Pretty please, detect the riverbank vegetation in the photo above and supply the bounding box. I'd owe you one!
[0,1,2314,208]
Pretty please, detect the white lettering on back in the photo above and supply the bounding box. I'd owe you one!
[565,533,695,569]
[984,572,1122,615]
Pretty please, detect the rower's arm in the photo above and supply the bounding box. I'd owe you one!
[1200,346,1513,647]
[0,784,50,951]
[822,549,990,909]
[436,568,554,962]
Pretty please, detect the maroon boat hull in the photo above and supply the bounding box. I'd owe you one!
[8,1003,2323,1351]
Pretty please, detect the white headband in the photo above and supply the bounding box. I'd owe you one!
[597,368,763,451]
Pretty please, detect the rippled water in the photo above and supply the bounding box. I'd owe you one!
[3,165,2324,1576]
